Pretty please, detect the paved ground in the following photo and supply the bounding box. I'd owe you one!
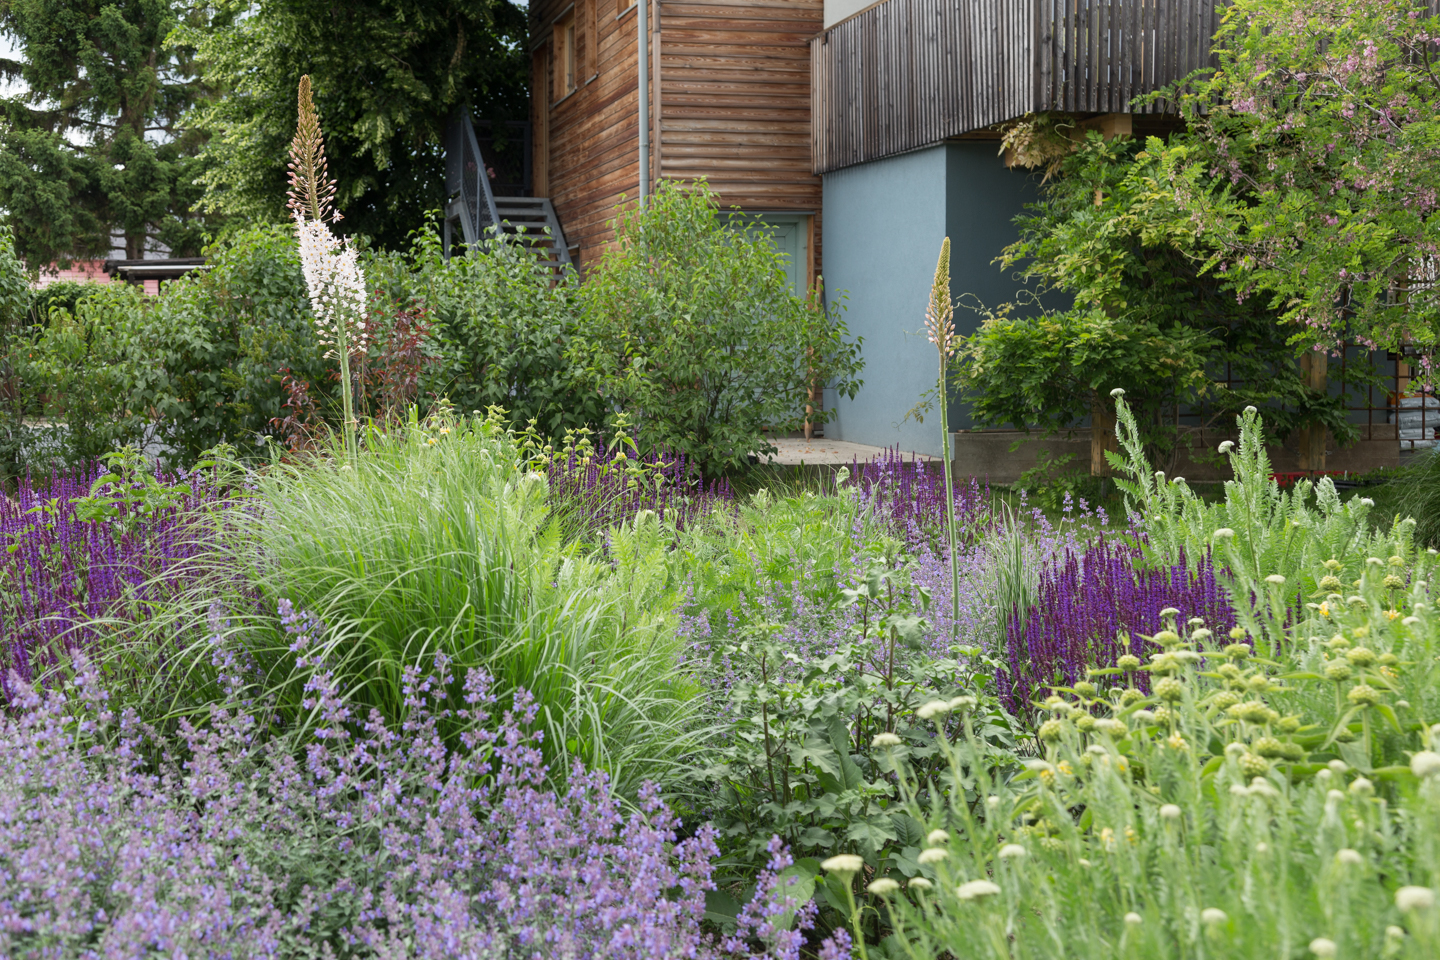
[756,437,937,466]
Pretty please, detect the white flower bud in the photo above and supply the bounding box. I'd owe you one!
[1124,912,1143,926]
[1412,751,1440,778]
[1110,387,1126,398]
[871,732,902,748]
[867,878,900,895]
[822,854,864,876]
[1202,908,1228,925]
[1160,804,1182,820]
[1396,886,1436,912]
[1336,848,1364,866]
[916,700,951,720]
[918,848,948,864]
[998,843,1027,860]
[927,829,951,846]
[956,879,1001,900]
[1309,938,1337,958]
[1213,528,1236,540]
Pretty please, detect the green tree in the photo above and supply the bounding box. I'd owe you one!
[957,131,1359,473]
[574,181,864,477]
[0,0,217,266]
[184,0,527,249]
[1161,0,1440,368]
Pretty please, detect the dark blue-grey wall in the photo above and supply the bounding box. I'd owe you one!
[822,140,1041,454]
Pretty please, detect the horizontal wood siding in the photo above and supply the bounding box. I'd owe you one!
[814,0,1222,173]
[531,0,823,276]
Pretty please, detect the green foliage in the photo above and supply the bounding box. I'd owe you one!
[0,226,328,471]
[0,0,216,264]
[961,132,1356,463]
[1109,391,1409,637]
[20,283,152,466]
[183,0,528,248]
[392,230,606,436]
[0,229,36,475]
[575,181,864,476]
[147,224,328,463]
[1157,0,1440,361]
[696,544,1019,932]
[26,280,104,327]
[954,301,1213,454]
[844,597,1440,960]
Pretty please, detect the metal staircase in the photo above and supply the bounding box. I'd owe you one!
[443,109,573,271]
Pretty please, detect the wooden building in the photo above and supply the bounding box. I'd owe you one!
[527,0,824,284]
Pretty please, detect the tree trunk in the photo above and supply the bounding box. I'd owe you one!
[1091,394,1117,477]
[1298,351,1328,474]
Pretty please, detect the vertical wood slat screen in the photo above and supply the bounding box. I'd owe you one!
[813,0,1222,173]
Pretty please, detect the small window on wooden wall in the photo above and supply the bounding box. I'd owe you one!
[553,12,577,100]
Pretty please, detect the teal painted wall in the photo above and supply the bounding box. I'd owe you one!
[822,141,1041,454]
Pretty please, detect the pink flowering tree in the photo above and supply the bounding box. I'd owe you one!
[1166,0,1440,371]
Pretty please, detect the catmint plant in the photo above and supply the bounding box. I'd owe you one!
[289,74,367,461]
[0,634,852,960]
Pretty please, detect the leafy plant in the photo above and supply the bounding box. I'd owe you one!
[698,545,1019,899]
[575,180,864,476]
[834,598,1440,960]
[981,130,1361,466]
[395,228,606,437]
[1109,389,1409,635]
[1158,0,1440,363]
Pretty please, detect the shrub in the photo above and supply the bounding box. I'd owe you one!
[146,224,329,463]
[17,282,153,467]
[393,229,606,437]
[575,180,864,476]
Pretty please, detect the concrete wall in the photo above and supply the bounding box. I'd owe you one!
[822,145,948,454]
[822,140,1042,455]
[824,0,884,28]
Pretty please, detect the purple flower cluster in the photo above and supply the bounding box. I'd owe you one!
[0,469,217,699]
[0,609,850,960]
[847,447,994,546]
[998,539,1233,714]
[547,447,733,540]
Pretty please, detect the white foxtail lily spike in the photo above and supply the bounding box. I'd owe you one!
[289,75,366,459]
[926,237,961,644]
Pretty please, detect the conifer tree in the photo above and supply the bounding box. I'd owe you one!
[0,1,218,268]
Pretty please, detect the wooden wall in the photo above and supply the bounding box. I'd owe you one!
[813,0,1223,174]
[530,0,824,277]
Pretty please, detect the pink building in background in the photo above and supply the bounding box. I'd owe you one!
[32,258,185,296]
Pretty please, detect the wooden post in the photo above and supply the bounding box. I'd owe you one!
[1091,394,1117,477]
[1298,351,1328,474]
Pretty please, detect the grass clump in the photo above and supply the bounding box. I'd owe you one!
[205,413,699,796]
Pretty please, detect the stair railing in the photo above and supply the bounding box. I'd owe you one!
[443,108,502,258]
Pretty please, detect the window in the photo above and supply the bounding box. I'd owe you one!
[553,12,576,100]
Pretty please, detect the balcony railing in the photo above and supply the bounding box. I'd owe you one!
[811,0,1221,174]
